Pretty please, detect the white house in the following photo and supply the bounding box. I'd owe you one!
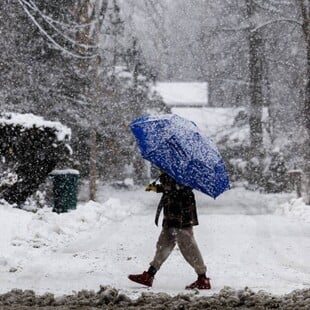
[152,81,244,140]
[153,82,208,108]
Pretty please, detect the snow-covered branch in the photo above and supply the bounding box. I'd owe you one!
[23,0,98,50]
[251,18,303,32]
[18,0,98,59]
[220,17,302,33]
[25,0,97,30]
[253,0,292,15]
[220,25,250,32]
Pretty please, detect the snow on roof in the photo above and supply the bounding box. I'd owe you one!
[50,169,79,175]
[0,112,71,142]
[153,82,208,107]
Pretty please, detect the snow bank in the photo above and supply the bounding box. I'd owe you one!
[276,198,310,223]
[1,286,310,309]
[9,197,145,249]
[0,187,309,297]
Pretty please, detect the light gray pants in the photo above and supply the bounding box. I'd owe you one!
[150,227,207,275]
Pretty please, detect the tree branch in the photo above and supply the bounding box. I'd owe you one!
[23,0,98,50]
[252,18,303,32]
[18,0,98,59]
[252,0,290,15]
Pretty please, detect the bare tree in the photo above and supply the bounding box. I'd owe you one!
[244,0,308,185]
[120,0,173,79]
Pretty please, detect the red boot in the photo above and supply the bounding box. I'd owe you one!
[128,271,154,287]
[185,275,211,290]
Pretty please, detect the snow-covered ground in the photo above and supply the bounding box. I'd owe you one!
[0,184,309,298]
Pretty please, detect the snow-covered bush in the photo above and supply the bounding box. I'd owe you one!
[263,149,291,193]
[0,112,72,207]
[216,109,295,193]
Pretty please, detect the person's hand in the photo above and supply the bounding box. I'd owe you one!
[145,183,157,192]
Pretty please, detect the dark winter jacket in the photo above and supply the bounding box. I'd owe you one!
[154,173,198,228]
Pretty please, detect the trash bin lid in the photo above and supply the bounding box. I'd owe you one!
[50,169,80,175]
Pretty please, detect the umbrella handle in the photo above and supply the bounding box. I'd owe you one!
[147,175,160,186]
[152,175,160,184]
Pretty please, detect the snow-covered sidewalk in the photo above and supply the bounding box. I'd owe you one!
[0,186,309,298]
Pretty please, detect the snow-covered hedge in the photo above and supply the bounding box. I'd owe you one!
[0,112,71,142]
[213,109,294,192]
[0,112,72,206]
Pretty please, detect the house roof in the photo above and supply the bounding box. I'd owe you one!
[153,82,208,107]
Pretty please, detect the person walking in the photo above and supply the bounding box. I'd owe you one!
[128,171,211,290]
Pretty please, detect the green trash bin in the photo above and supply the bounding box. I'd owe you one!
[50,169,79,213]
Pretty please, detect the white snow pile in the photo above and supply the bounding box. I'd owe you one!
[276,198,310,223]
[4,197,145,249]
[0,112,71,142]
[0,185,309,300]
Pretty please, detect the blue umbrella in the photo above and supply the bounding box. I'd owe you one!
[130,114,230,198]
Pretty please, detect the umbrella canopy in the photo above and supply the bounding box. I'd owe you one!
[130,114,230,198]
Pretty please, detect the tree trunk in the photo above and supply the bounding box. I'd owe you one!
[246,0,264,186]
[305,43,310,204]
[89,129,97,201]
[248,30,264,156]
[73,0,108,201]
[299,0,310,204]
